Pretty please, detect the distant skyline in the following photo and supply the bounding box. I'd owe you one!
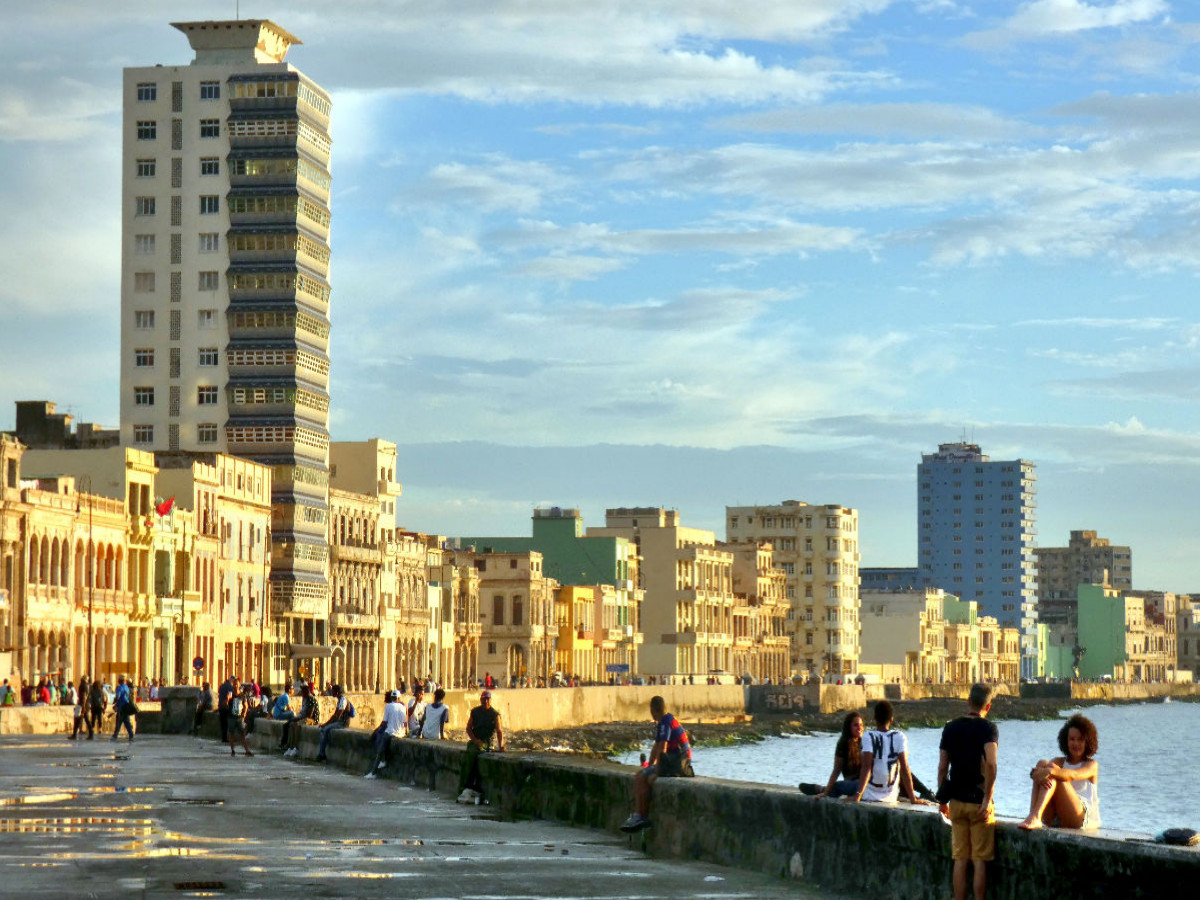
[4,2,1200,589]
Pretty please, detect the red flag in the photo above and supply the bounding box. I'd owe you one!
[156,496,175,517]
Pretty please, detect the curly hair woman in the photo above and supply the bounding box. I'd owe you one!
[1018,713,1100,830]
[801,712,865,798]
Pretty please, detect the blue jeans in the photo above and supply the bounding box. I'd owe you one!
[830,778,859,797]
[317,720,346,757]
[112,708,134,739]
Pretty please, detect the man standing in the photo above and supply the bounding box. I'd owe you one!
[620,695,693,832]
[217,675,237,743]
[457,690,504,803]
[937,683,998,900]
[852,700,925,805]
[86,678,106,739]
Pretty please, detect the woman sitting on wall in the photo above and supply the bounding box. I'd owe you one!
[800,712,865,797]
[1018,713,1100,830]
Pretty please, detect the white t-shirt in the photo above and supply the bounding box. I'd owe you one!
[380,700,406,736]
[421,701,449,739]
[407,698,426,736]
[861,729,907,802]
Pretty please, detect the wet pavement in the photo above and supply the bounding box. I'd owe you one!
[0,734,837,899]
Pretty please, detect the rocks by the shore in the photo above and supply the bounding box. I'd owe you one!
[505,694,1140,756]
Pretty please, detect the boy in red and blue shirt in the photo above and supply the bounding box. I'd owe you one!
[621,696,693,832]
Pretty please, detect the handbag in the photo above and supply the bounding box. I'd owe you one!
[125,701,140,716]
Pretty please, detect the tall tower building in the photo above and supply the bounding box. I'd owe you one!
[120,20,333,653]
[917,443,1037,676]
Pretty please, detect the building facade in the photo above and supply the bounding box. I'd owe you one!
[119,19,334,658]
[1035,530,1132,626]
[725,501,861,680]
[917,443,1038,677]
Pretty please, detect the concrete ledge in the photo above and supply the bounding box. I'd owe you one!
[237,718,1198,900]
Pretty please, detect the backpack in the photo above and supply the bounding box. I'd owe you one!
[867,730,901,791]
[343,701,356,720]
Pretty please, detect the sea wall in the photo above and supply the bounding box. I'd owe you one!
[1020,682,1200,701]
[241,718,1200,900]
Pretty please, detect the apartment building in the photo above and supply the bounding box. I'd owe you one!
[723,541,790,683]
[119,19,334,645]
[918,443,1038,677]
[725,501,860,680]
[1036,530,1132,626]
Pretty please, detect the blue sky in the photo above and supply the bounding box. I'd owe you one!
[4,1,1200,589]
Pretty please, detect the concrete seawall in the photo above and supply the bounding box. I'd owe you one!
[232,717,1198,900]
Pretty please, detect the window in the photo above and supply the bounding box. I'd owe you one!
[136,120,156,140]
[133,425,154,444]
[198,347,219,367]
[199,81,220,100]
[136,83,157,102]
[200,157,219,176]
[198,232,219,253]
[199,118,220,138]
[197,423,219,443]
[135,197,156,216]
[134,234,155,255]
[134,310,155,329]
[133,387,154,406]
[487,641,496,655]
[512,596,524,626]
[198,309,217,329]
[198,271,219,291]
[199,195,219,215]
[197,387,218,405]
[134,272,155,292]
[492,595,505,626]
[134,349,154,367]
[136,158,156,177]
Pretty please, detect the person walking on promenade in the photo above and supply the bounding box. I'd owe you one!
[620,695,693,832]
[86,679,106,739]
[937,683,998,900]
[365,690,406,777]
[457,690,505,803]
[315,685,354,762]
[217,676,237,743]
[421,688,450,740]
[192,682,214,735]
[111,675,135,742]
[227,687,254,757]
[70,676,90,740]
[851,701,925,805]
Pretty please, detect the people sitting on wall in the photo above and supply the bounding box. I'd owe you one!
[366,690,406,777]
[457,690,504,804]
[1018,714,1100,830]
[620,695,694,832]
[801,712,865,798]
[849,701,927,805]
[315,685,355,763]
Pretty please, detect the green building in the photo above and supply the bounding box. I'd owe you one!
[460,507,635,586]
[1075,583,1133,680]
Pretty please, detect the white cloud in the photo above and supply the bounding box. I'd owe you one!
[964,0,1168,49]
[401,157,570,212]
[713,103,1036,141]
[509,255,628,281]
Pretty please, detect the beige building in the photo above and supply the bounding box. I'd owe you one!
[726,501,861,679]
[426,539,480,689]
[467,550,558,687]
[723,541,790,683]
[119,19,335,652]
[1178,596,1200,681]
[1036,530,1132,626]
[860,588,950,683]
[589,508,736,682]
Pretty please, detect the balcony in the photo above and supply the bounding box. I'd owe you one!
[329,609,379,631]
[331,542,382,564]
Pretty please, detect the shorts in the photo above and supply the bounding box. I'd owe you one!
[948,799,995,861]
[650,752,694,778]
[1077,794,1098,829]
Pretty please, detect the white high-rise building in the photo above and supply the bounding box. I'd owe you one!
[119,20,333,652]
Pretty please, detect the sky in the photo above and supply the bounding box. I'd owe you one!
[3,1,1200,590]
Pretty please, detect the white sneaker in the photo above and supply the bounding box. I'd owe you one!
[364,773,376,779]
[376,761,386,770]
[284,748,297,758]
[457,788,478,803]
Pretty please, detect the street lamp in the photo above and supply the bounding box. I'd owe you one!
[77,475,95,682]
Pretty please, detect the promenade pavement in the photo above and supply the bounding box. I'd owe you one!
[0,733,839,899]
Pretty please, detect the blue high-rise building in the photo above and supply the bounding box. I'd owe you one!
[918,443,1038,677]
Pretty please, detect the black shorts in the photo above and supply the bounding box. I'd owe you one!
[654,752,694,778]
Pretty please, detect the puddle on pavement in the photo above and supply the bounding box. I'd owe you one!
[88,786,154,794]
[166,798,225,806]
[0,792,78,806]
[0,817,153,835]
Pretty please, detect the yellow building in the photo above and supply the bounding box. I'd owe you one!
[589,508,736,682]
[465,549,558,687]
[860,588,950,683]
[726,501,861,680]
[555,584,597,681]
[723,541,790,683]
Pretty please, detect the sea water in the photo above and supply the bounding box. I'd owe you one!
[616,701,1198,835]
